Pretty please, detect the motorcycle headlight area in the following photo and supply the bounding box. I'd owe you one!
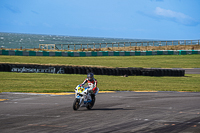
[77,87,84,93]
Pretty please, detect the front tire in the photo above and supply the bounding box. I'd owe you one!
[73,99,80,110]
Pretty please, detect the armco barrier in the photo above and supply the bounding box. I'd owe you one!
[0,63,185,76]
[0,50,200,56]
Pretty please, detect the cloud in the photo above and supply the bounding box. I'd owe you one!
[153,7,199,26]
[31,10,39,15]
[43,22,52,27]
[4,4,21,13]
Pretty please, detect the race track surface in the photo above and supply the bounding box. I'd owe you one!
[177,68,200,74]
[1,92,200,133]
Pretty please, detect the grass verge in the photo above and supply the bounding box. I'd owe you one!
[0,54,200,68]
[0,72,200,93]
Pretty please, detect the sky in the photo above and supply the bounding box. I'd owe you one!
[0,0,200,40]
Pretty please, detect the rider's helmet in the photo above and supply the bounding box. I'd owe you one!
[87,73,94,81]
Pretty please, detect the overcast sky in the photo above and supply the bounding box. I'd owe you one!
[0,0,200,40]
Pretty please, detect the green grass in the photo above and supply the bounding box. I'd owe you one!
[1,55,199,93]
[0,72,200,93]
[0,54,200,68]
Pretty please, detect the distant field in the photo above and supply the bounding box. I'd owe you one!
[0,72,200,93]
[0,54,200,68]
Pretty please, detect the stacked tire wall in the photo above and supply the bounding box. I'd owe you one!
[0,63,185,76]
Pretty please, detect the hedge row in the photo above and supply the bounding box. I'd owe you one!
[0,63,185,76]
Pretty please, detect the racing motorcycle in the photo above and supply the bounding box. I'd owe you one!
[73,84,99,110]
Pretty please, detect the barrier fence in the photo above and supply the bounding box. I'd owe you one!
[0,50,200,56]
[0,63,185,77]
[39,40,200,50]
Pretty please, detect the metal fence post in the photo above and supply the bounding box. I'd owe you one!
[112,43,113,49]
[118,42,119,49]
[153,41,154,46]
[191,40,192,45]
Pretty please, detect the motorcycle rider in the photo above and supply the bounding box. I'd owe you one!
[80,73,98,96]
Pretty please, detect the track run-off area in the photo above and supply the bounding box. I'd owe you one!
[1,91,200,133]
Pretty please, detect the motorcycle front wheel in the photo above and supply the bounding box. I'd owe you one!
[73,98,80,110]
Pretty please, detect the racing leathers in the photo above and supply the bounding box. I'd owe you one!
[81,78,98,94]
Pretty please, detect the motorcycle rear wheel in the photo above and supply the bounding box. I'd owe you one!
[73,99,80,110]
[86,96,95,110]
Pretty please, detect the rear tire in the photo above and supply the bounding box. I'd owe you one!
[86,96,95,110]
[73,99,80,110]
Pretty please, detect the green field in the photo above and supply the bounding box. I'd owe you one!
[0,72,200,92]
[0,54,200,92]
[0,54,200,68]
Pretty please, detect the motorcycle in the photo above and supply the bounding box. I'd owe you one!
[73,84,99,110]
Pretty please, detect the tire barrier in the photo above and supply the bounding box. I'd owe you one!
[0,50,200,57]
[0,63,185,76]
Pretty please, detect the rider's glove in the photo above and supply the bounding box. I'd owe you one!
[92,87,96,93]
[80,84,82,87]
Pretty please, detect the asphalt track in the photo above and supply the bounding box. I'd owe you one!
[174,68,200,74]
[1,91,200,133]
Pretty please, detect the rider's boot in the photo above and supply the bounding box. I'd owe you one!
[91,94,95,100]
